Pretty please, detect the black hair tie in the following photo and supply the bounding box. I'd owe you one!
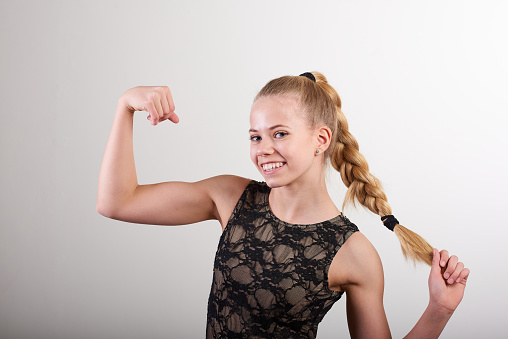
[299,72,316,83]
[381,215,399,231]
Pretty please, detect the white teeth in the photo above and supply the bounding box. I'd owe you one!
[262,162,284,171]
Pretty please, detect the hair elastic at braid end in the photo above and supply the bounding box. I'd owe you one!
[381,215,399,231]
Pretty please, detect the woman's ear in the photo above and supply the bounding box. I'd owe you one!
[316,126,332,152]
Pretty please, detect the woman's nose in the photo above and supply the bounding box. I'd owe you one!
[257,140,274,156]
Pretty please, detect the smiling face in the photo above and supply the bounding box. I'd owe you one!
[249,95,323,188]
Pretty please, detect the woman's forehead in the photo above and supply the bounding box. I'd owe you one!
[250,96,303,124]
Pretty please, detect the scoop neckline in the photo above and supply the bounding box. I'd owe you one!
[261,184,345,227]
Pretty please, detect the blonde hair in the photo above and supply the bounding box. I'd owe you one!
[255,72,433,265]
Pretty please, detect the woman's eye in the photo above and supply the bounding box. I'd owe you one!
[250,135,261,142]
[274,131,288,138]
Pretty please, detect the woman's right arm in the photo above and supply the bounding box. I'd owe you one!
[96,86,250,227]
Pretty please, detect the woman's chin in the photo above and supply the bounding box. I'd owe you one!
[263,177,286,189]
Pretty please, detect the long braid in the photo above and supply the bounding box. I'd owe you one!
[316,73,433,265]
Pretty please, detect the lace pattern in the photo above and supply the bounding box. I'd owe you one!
[206,180,359,338]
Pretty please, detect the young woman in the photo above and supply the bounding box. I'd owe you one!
[97,72,469,338]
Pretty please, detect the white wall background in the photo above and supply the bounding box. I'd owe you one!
[1,1,506,338]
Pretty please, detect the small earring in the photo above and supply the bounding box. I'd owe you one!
[315,149,320,154]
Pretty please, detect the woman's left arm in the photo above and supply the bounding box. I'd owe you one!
[331,232,392,338]
[332,234,469,339]
[403,249,470,339]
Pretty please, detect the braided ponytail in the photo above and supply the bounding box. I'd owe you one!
[256,72,433,266]
[314,72,433,266]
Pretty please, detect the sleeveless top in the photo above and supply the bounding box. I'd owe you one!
[206,180,359,338]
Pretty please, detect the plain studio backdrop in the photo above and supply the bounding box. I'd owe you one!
[1,1,506,338]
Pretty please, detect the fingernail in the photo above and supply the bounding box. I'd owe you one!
[440,261,446,266]
[444,273,450,279]
[456,278,461,283]
[447,278,454,284]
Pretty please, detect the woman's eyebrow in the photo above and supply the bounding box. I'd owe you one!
[249,124,290,133]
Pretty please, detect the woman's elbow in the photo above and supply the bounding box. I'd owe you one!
[96,200,119,219]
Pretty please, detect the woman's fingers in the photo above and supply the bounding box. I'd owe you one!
[430,248,442,276]
[446,261,464,284]
[164,86,176,112]
[428,249,470,313]
[443,255,458,281]
[160,86,179,123]
[143,88,173,125]
[437,250,470,285]
[456,267,470,284]
[439,249,449,268]
[158,87,171,114]
[158,87,172,122]
[147,111,179,124]
[146,100,160,126]
[153,93,165,124]
[121,86,178,126]
[153,87,178,124]
[166,111,180,123]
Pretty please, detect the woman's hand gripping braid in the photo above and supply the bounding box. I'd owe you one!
[429,249,470,315]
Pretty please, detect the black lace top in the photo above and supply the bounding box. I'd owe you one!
[206,180,359,338]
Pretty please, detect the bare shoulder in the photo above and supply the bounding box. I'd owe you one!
[205,175,251,229]
[329,232,390,338]
[328,232,384,292]
[203,174,251,194]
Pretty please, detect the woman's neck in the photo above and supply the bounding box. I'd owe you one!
[268,178,341,225]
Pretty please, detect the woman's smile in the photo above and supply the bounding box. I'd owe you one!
[260,161,286,174]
